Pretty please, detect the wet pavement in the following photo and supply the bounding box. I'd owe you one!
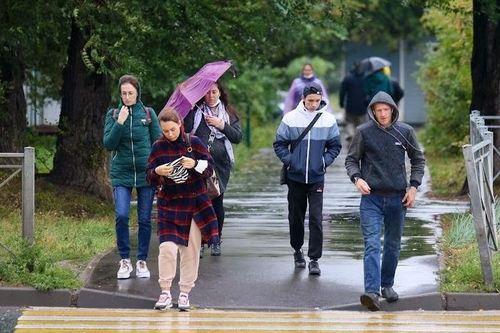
[85,144,469,310]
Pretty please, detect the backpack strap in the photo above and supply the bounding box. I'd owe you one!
[112,106,152,125]
[144,106,152,124]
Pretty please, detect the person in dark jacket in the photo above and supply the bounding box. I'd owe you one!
[103,74,161,280]
[274,82,342,276]
[345,91,425,311]
[339,62,367,141]
[383,66,404,106]
[184,81,242,256]
[147,107,219,311]
[363,69,393,105]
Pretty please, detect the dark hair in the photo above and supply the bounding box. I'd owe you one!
[119,74,140,92]
[196,81,238,119]
[303,82,322,97]
[158,107,182,124]
[302,63,314,71]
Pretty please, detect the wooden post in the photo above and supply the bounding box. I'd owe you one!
[22,147,35,245]
[463,144,494,288]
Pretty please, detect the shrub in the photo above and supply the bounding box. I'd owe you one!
[416,0,472,156]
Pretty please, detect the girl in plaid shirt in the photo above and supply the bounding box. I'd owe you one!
[147,107,219,310]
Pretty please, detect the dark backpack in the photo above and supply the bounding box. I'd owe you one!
[112,106,152,125]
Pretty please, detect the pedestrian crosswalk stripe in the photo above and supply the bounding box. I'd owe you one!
[15,307,500,332]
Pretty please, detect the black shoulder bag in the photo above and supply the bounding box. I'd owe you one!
[280,113,322,185]
[185,133,221,198]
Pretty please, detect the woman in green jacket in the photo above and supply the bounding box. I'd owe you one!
[103,74,161,280]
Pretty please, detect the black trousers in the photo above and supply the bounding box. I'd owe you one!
[211,193,225,240]
[287,179,324,260]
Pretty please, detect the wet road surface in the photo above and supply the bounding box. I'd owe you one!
[86,146,469,310]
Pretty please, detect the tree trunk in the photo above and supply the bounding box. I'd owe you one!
[470,0,500,179]
[49,19,112,200]
[0,57,27,153]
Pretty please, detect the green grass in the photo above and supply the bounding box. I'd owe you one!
[424,152,466,198]
[439,207,500,292]
[0,176,116,290]
[422,140,500,292]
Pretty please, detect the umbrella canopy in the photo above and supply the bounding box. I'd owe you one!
[359,56,391,76]
[165,60,235,119]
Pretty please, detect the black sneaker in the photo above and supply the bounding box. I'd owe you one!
[211,242,221,256]
[293,250,306,268]
[381,287,399,302]
[360,293,380,311]
[308,260,321,275]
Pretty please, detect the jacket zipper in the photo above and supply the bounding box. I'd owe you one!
[130,109,137,187]
[305,131,311,183]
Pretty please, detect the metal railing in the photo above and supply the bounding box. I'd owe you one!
[463,111,498,288]
[0,147,35,245]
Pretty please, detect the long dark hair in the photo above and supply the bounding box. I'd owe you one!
[196,81,238,119]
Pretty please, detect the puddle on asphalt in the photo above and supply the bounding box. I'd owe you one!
[324,214,436,260]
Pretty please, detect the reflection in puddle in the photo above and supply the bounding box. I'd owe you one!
[325,214,436,260]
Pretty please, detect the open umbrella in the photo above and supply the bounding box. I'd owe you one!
[359,56,391,76]
[164,60,235,119]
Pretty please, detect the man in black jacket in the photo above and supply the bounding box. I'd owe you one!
[345,91,425,311]
[339,63,367,141]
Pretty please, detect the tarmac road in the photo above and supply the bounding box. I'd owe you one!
[85,146,468,310]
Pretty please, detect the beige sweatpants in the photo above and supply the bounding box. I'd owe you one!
[158,220,202,294]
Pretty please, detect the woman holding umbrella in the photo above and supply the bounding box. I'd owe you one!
[184,81,242,256]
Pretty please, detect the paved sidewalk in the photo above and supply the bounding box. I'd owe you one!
[82,145,471,310]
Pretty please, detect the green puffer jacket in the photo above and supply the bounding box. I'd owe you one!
[103,101,161,188]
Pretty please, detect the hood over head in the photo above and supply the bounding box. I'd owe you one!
[367,91,399,127]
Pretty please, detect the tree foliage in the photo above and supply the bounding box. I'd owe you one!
[345,0,425,49]
[417,0,472,156]
[46,1,353,198]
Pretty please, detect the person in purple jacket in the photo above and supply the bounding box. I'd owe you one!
[283,63,333,115]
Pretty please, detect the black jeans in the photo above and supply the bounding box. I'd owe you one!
[287,179,324,260]
[211,193,225,240]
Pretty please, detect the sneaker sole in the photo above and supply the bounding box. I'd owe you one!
[308,270,321,275]
[154,304,172,310]
[382,295,398,302]
[117,273,131,279]
[360,295,380,311]
[294,262,306,269]
[136,272,150,278]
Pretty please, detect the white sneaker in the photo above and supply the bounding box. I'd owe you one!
[117,259,133,279]
[178,292,190,310]
[154,292,172,310]
[136,260,150,278]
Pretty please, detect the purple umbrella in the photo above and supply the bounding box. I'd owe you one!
[165,60,235,119]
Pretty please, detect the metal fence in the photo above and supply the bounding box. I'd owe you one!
[0,147,35,245]
[463,111,498,288]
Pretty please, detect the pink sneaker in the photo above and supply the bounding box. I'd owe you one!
[154,292,172,310]
[178,292,190,310]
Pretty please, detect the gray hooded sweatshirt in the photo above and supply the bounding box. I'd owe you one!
[345,91,425,195]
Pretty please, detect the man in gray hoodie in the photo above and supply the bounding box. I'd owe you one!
[345,91,425,311]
